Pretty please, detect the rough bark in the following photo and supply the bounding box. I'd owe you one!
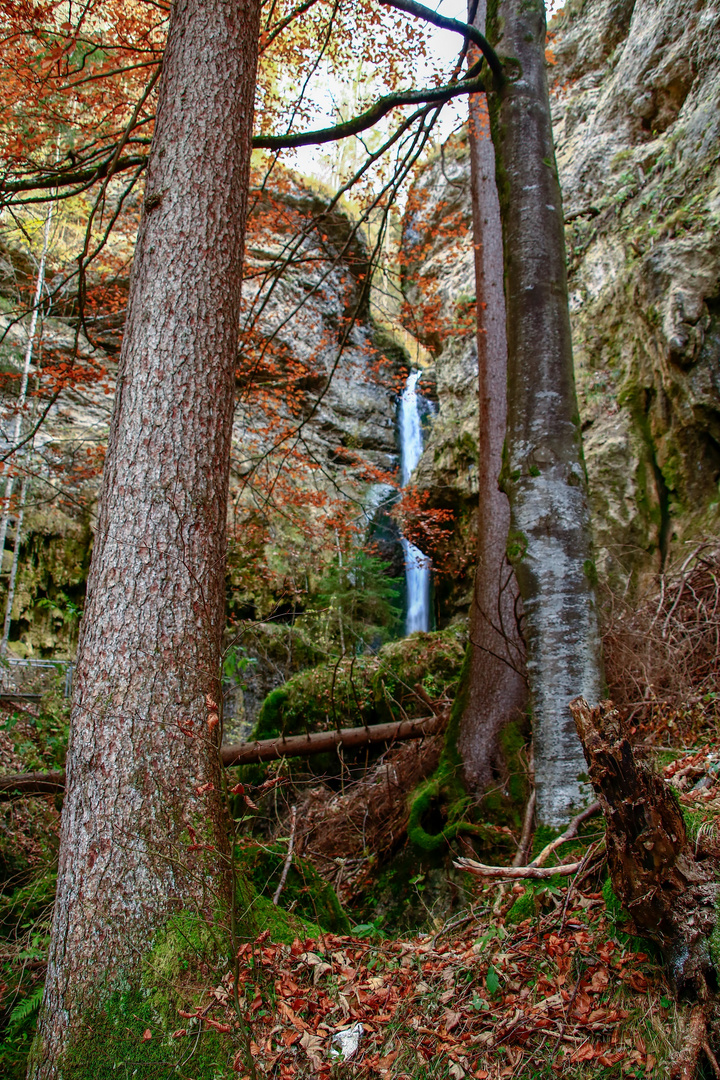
[0,716,441,799]
[570,698,720,998]
[29,0,261,1073]
[458,0,527,791]
[487,0,604,825]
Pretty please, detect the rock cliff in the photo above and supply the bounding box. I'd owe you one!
[0,172,405,659]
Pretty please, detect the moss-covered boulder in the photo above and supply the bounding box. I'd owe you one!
[252,624,467,743]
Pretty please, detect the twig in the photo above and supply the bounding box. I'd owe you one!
[513,789,535,868]
[454,857,584,881]
[530,801,601,868]
[272,805,297,906]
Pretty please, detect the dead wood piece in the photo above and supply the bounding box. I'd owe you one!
[0,770,66,798]
[272,805,296,907]
[671,1005,707,1080]
[453,857,585,881]
[0,715,441,799]
[570,697,720,997]
[221,714,440,766]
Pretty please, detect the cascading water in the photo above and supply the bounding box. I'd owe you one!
[398,370,431,634]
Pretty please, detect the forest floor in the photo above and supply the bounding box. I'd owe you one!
[2,711,719,1078]
[2,546,720,1077]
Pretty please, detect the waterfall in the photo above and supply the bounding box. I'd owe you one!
[398,371,431,634]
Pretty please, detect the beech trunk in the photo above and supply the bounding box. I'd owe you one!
[487,0,604,825]
[29,0,260,1073]
[458,0,528,791]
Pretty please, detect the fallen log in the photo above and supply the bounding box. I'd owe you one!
[0,714,440,799]
[0,770,66,798]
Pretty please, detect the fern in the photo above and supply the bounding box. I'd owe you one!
[6,984,44,1035]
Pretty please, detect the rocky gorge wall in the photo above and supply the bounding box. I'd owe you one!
[0,172,406,664]
[401,0,720,596]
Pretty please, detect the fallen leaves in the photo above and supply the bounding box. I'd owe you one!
[170,878,680,1078]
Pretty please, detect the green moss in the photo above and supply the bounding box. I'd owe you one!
[506,888,539,924]
[506,530,528,562]
[54,990,234,1079]
[235,841,350,934]
[250,895,323,945]
[708,895,720,969]
[252,625,466,746]
[583,558,598,588]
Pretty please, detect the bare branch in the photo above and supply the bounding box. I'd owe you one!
[379,0,504,86]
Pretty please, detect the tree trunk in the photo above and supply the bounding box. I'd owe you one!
[458,0,527,791]
[29,0,260,1073]
[487,0,604,826]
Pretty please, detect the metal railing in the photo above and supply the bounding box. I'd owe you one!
[0,657,74,699]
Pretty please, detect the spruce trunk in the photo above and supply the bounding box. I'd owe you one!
[459,0,528,791]
[488,0,604,826]
[29,0,260,1073]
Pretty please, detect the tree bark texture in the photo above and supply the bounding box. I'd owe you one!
[488,0,604,826]
[459,0,527,792]
[30,1,261,1074]
[570,698,720,999]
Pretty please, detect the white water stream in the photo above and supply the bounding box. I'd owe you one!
[398,371,431,634]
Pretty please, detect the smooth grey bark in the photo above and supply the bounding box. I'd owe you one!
[458,0,528,791]
[488,0,604,826]
[29,0,261,1073]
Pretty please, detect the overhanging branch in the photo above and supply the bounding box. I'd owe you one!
[253,72,487,150]
[379,0,504,87]
[2,71,491,199]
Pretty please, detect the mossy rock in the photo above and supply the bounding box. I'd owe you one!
[252,624,466,742]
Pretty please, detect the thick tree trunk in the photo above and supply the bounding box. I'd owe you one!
[29,1,260,1074]
[487,0,604,826]
[458,0,527,791]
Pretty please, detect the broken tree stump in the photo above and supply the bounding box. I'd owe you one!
[570,698,719,1000]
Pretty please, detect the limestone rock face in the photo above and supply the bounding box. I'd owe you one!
[552,0,720,584]
[400,0,720,593]
[0,175,404,654]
